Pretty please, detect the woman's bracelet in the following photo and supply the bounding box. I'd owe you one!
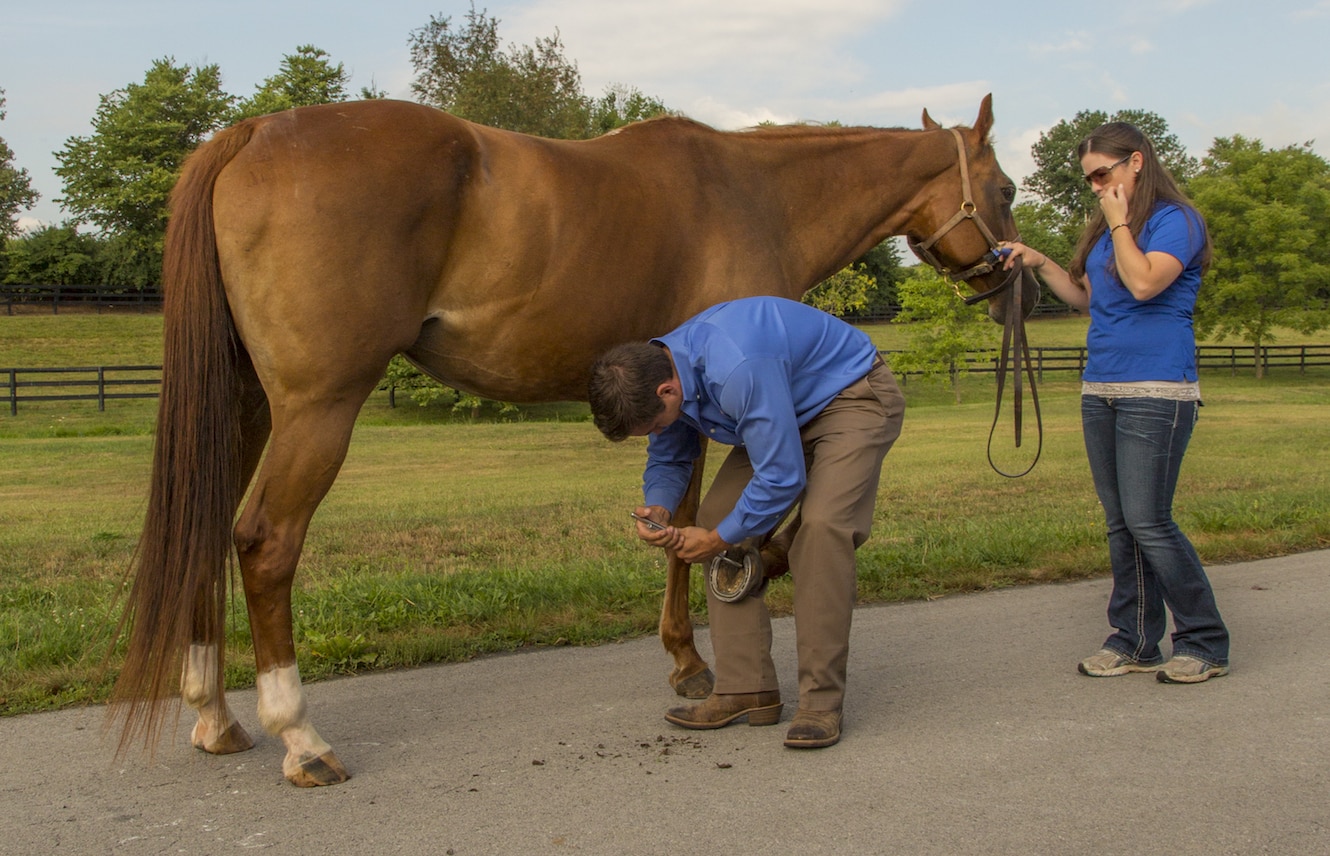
[1110,223,1129,234]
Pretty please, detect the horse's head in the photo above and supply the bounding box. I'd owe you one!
[907,94,1039,323]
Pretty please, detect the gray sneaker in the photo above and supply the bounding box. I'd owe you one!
[1156,655,1229,684]
[1078,648,1161,677]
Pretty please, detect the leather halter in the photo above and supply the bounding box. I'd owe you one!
[908,128,1043,478]
[907,129,1009,290]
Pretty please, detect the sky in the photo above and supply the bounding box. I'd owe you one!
[3,0,1329,231]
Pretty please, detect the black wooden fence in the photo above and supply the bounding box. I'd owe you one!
[3,366,162,415]
[6,345,1328,415]
[1,285,162,315]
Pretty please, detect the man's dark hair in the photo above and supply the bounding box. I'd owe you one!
[588,342,673,441]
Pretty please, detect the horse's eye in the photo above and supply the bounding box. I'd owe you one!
[1001,186,1016,203]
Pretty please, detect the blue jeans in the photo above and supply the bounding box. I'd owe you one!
[1081,395,1229,666]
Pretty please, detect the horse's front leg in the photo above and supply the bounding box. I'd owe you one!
[660,440,715,698]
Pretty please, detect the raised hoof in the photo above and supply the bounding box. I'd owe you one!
[287,751,352,788]
[192,720,255,755]
[671,666,715,699]
[758,546,790,580]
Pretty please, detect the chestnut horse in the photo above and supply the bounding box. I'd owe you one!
[112,95,1034,787]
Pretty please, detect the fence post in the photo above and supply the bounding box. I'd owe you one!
[7,369,15,416]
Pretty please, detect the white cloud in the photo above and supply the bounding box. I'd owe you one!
[1203,98,1330,151]
[503,0,908,109]
[1002,125,1048,188]
[1026,31,1093,55]
[839,83,995,127]
[1098,72,1130,106]
[1152,0,1216,12]
[1292,0,1330,18]
[15,216,52,234]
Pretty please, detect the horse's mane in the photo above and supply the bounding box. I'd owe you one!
[603,114,713,138]
[735,122,913,138]
[605,114,915,143]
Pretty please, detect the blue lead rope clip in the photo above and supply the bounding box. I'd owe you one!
[989,246,1012,263]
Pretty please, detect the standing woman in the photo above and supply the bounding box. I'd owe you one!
[1004,122,1230,683]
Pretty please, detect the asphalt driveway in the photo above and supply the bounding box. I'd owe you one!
[1,550,1326,855]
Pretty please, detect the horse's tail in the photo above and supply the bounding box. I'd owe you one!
[109,120,260,753]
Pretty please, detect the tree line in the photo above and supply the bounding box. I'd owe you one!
[1,5,1327,368]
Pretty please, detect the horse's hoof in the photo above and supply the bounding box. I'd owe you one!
[671,666,715,699]
[192,720,255,755]
[758,547,790,580]
[286,751,351,788]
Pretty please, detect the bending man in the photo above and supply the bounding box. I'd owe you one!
[588,296,905,748]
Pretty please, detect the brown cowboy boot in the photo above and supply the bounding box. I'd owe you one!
[784,708,842,748]
[664,691,782,729]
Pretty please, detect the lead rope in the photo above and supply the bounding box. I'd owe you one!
[985,258,1042,477]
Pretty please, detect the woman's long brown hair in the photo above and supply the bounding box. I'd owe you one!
[1069,122,1211,282]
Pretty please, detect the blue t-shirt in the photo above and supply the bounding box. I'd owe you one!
[645,297,879,544]
[1083,203,1208,382]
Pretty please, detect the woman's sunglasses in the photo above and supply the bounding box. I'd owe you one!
[1083,154,1133,185]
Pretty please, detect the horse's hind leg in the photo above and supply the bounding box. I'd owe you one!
[233,395,366,787]
[182,641,253,754]
[182,362,270,756]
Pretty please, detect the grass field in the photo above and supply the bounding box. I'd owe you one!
[2,311,1327,716]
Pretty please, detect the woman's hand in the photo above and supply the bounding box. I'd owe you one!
[999,240,1090,312]
[999,240,1047,273]
[1099,183,1130,228]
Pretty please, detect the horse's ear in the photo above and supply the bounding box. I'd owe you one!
[921,108,942,131]
[974,94,994,141]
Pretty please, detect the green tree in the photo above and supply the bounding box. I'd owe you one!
[1024,109,1198,225]
[588,83,672,135]
[1190,136,1330,375]
[1012,201,1075,270]
[236,45,350,119]
[847,239,907,320]
[1,89,39,241]
[378,355,457,408]
[376,354,519,419]
[53,58,234,287]
[1,223,104,285]
[890,265,999,403]
[802,264,873,317]
[408,4,593,139]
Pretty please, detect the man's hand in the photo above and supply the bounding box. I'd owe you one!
[632,506,676,547]
[672,526,729,564]
[632,506,729,564]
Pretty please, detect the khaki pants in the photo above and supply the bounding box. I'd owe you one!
[697,360,905,712]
